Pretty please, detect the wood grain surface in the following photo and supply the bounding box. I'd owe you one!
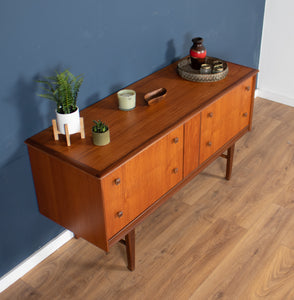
[5,97,293,299]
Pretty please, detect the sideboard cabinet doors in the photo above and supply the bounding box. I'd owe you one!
[199,77,253,164]
[102,125,184,239]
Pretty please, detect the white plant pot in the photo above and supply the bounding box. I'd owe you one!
[56,107,80,135]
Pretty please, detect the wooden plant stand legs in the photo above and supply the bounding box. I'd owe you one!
[52,117,85,146]
[221,143,235,180]
[119,229,136,271]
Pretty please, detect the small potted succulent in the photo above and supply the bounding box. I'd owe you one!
[37,69,84,135]
[92,120,110,146]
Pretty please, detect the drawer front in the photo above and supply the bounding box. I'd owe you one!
[102,125,184,238]
[200,77,253,164]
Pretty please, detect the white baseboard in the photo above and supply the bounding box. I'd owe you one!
[255,89,294,107]
[0,230,74,293]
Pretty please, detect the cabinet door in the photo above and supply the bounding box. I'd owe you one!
[184,113,201,177]
[200,77,253,164]
[102,126,183,238]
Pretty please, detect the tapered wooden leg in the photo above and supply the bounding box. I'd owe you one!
[125,229,135,271]
[52,119,59,141]
[225,144,235,180]
[80,117,85,139]
[64,124,71,146]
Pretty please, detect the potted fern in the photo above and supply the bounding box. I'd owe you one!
[37,70,84,135]
[92,120,110,146]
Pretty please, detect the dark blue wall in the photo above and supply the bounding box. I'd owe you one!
[0,0,265,277]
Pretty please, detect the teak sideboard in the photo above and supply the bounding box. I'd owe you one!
[25,59,258,271]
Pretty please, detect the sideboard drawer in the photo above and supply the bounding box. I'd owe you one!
[102,125,184,238]
[199,77,253,163]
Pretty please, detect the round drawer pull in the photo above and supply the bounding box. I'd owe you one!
[173,137,179,144]
[173,168,179,174]
[207,141,212,146]
[117,211,123,218]
[114,178,121,185]
[245,86,250,91]
[243,112,248,117]
[208,112,214,118]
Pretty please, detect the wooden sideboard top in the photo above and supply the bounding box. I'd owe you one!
[25,59,258,178]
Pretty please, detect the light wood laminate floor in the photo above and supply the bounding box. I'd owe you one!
[2,97,294,300]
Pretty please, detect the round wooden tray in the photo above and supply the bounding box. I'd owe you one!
[177,56,228,82]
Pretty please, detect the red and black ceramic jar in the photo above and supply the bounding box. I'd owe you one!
[190,37,207,70]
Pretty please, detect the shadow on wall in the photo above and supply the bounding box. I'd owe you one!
[0,73,65,276]
[166,35,195,66]
[166,39,180,65]
[157,35,193,72]
[156,39,181,71]
[1,74,55,174]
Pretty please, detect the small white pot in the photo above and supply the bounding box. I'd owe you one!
[56,107,80,135]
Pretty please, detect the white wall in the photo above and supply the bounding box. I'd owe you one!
[258,0,294,107]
